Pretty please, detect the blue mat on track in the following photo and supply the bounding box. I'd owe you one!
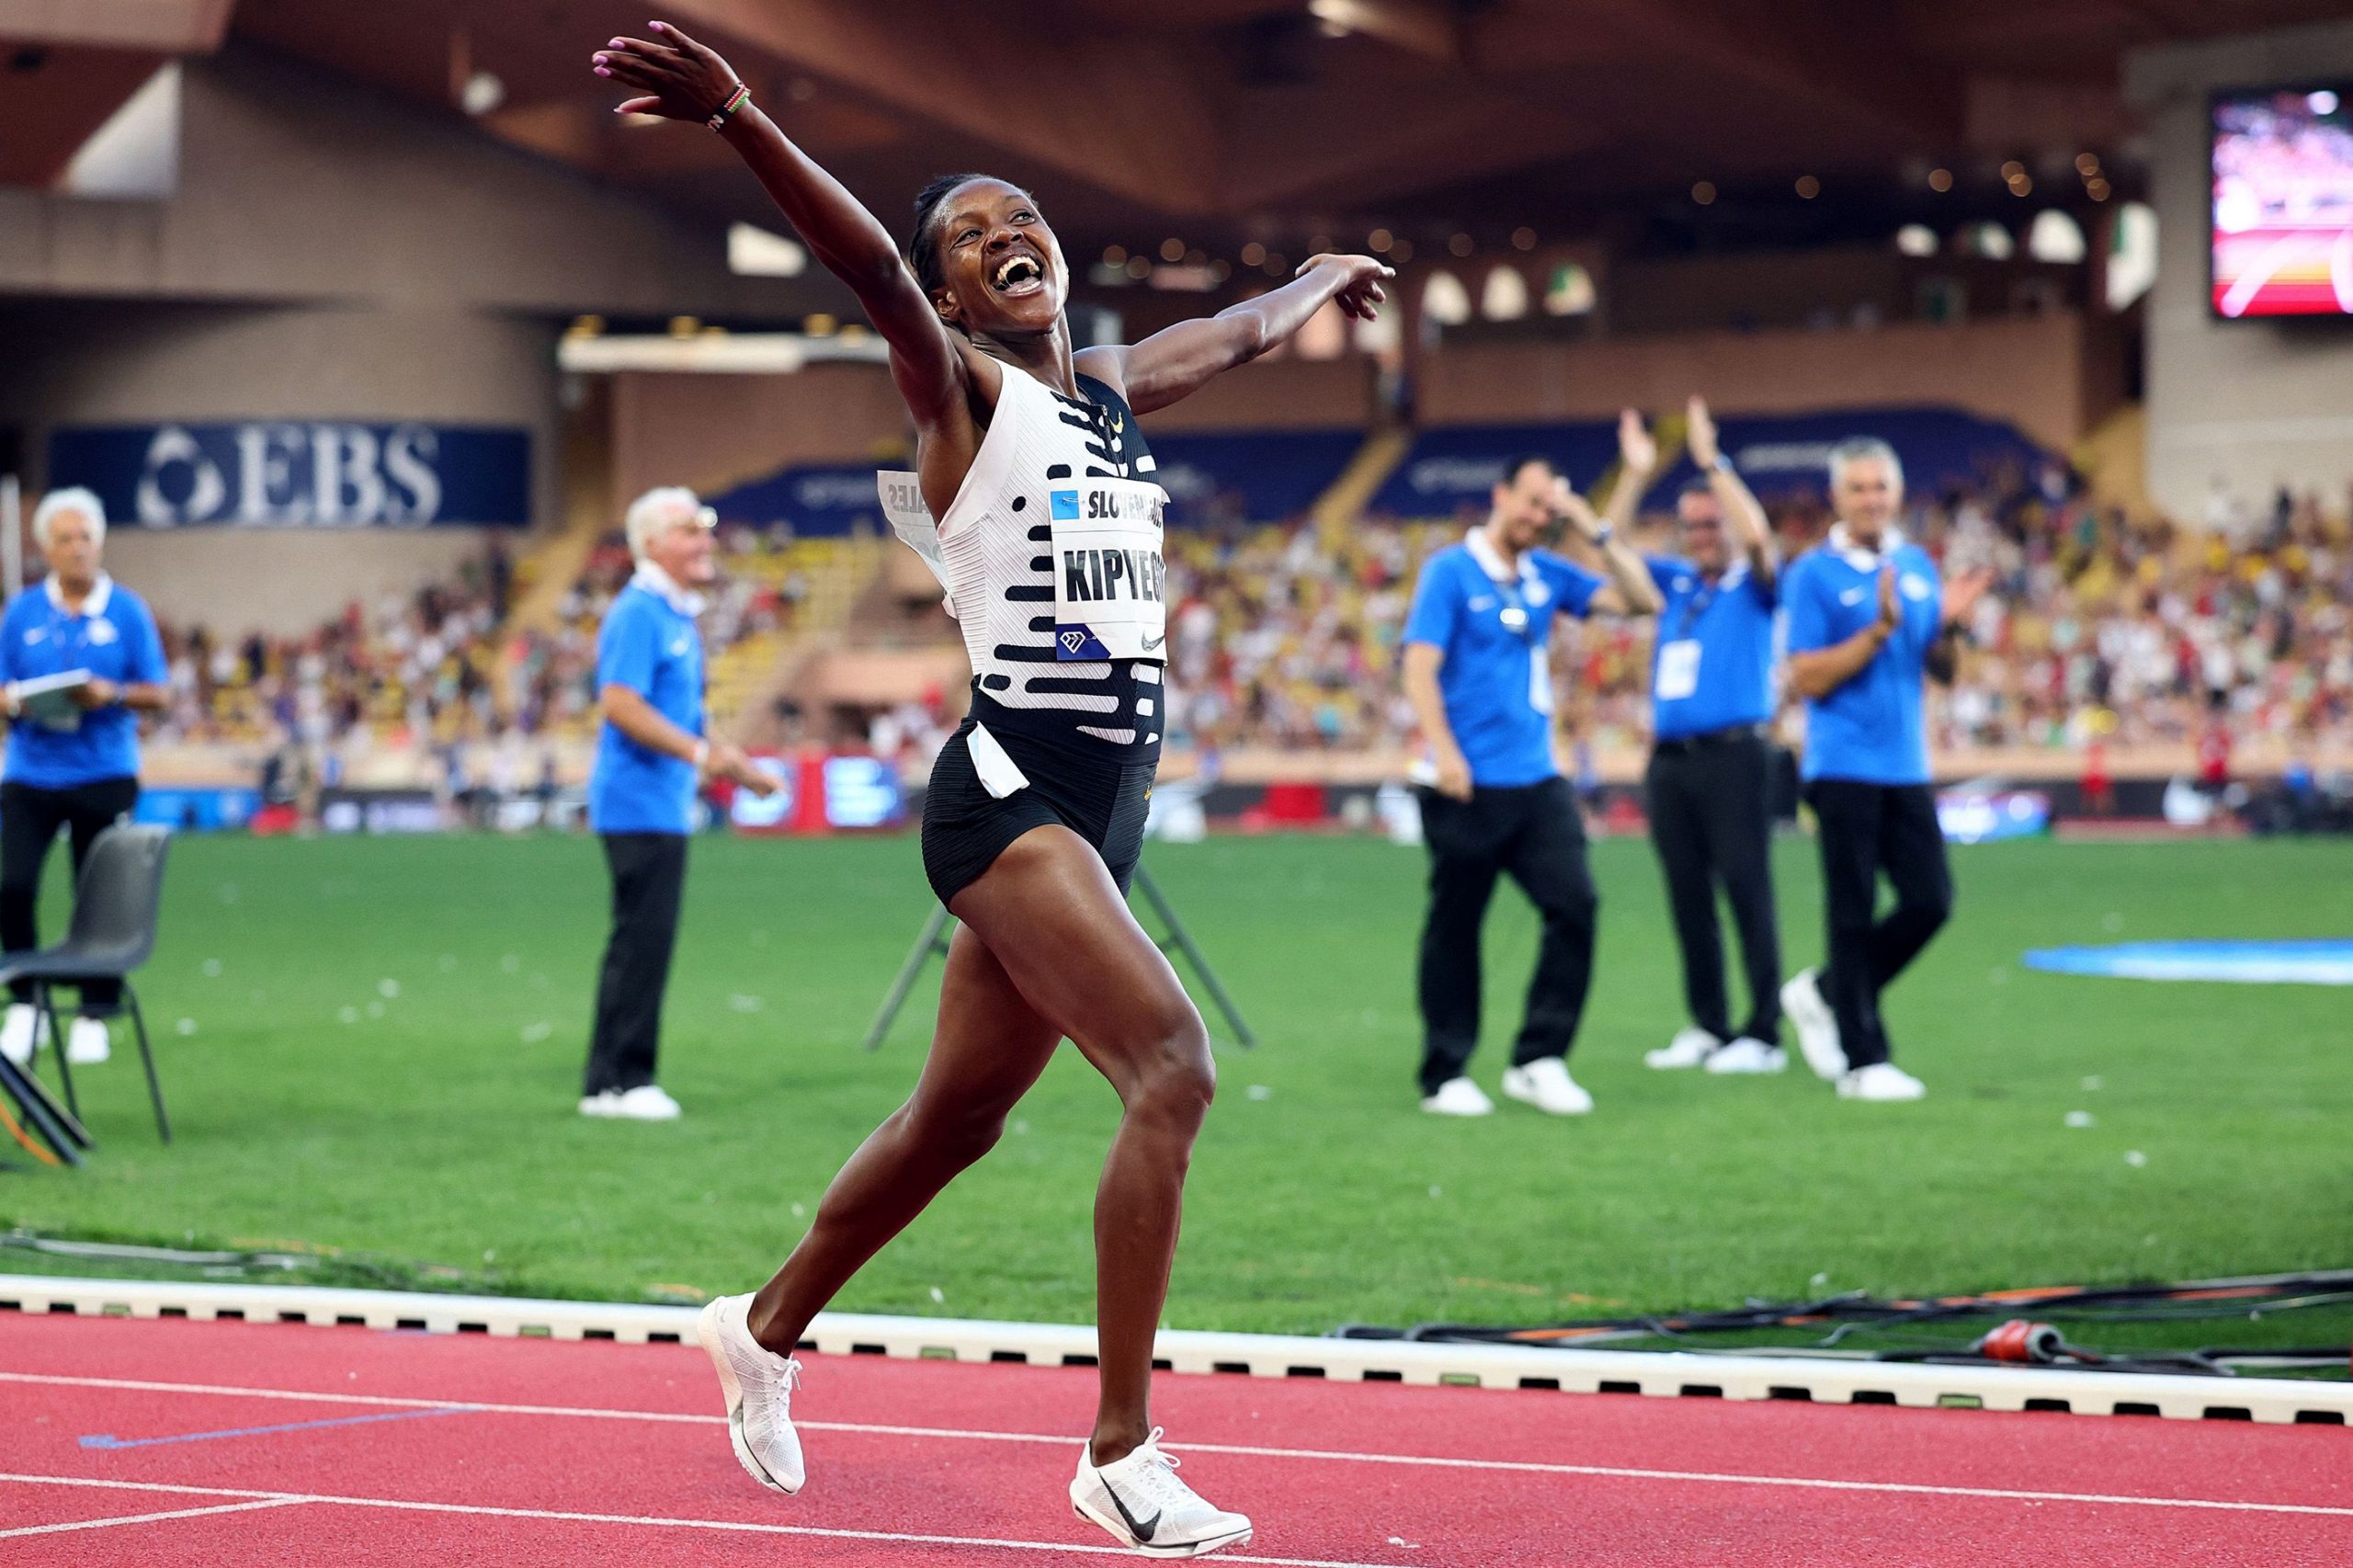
[2022,940,2353,985]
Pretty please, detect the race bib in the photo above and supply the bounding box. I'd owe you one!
[1656,639,1702,702]
[1051,477,1168,662]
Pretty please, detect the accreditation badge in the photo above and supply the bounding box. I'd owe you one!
[1051,477,1168,662]
[1656,639,1703,702]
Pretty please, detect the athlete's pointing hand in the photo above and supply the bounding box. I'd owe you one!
[1294,255,1394,322]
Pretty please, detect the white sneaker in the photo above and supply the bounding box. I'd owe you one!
[1644,1027,1720,1069]
[1072,1428,1253,1559]
[1500,1056,1594,1116]
[1419,1076,1494,1117]
[65,1017,109,1065]
[1781,970,1847,1081]
[1837,1062,1927,1101]
[696,1292,805,1494]
[0,1004,37,1067]
[579,1085,682,1120]
[1704,1038,1786,1074]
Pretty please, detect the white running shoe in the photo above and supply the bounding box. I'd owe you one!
[697,1292,805,1494]
[579,1085,682,1120]
[1781,970,1847,1082]
[1837,1062,1927,1101]
[1500,1056,1594,1116]
[1704,1038,1786,1075]
[0,1003,38,1067]
[1644,1027,1721,1070]
[65,1017,109,1065]
[1419,1076,1495,1117]
[1072,1428,1253,1559]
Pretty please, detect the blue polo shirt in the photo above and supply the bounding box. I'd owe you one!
[1404,534,1603,789]
[1782,528,1941,785]
[1645,554,1776,742]
[1,575,167,790]
[589,569,706,835]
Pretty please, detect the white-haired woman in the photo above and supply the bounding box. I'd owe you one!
[579,486,773,1119]
[0,488,170,1068]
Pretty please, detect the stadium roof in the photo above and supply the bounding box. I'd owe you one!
[8,1,2347,254]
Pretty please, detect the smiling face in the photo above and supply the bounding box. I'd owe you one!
[1833,454,1903,541]
[1487,460,1558,553]
[1677,487,1729,573]
[925,178,1065,339]
[643,513,716,587]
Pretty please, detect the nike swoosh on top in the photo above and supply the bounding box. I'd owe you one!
[1105,1483,1161,1542]
[1142,633,1165,651]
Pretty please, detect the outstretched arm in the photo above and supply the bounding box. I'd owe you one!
[594,24,967,427]
[1081,254,1392,415]
[1685,396,1777,588]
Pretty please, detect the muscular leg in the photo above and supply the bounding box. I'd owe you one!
[746,921,1062,1351]
[951,827,1214,1468]
[747,826,1212,1470]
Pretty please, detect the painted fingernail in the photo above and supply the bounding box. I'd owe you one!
[595,66,610,76]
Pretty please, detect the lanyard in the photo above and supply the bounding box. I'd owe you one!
[1673,574,1720,641]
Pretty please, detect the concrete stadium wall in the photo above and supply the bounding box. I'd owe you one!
[0,43,850,633]
[1417,313,2103,452]
[2126,20,2353,520]
[606,353,1379,507]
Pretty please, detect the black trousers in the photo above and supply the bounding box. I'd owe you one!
[1415,777,1598,1095]
[1807,779,1952,1070]
[584,832,688,1096]
[1,776,141,1013]
[1645,733,1782,1042]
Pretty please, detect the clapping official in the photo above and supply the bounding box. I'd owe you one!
[1778,441,1989,1101]
[1402,454,1663,1119]
[580,487,775,1121]
[1631,400,1789,1076]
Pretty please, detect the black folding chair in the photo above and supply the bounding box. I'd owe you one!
[0,824,173,1144]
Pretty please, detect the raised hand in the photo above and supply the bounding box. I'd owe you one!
[1686,395,1720,469]
[1294,255,1393,321]
[1618,408,1658,477]
[1877,563,1901,629]
[1941,567,1995,628]
[592,21,741,122]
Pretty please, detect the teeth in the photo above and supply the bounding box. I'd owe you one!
[995,255,1041,289]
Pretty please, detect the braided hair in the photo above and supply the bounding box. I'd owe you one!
[908,173,1032,307]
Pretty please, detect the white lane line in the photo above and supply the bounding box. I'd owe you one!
[0,1475,1378,1567]
[0,1497,308,1539]
[8,1372,2350,1520]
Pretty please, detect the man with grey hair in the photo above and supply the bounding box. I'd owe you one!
[1777,439,1988,1101]
[580,486,774,1119]
[0,487,169,1069]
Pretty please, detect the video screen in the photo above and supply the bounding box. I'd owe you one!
[2211,85,2353,317]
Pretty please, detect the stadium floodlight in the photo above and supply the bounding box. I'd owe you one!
[1480,265,1529,321]
[729,222,809,278]
[1896,224,1938,257]
[1421,269,1473,326]
[2028,210,2087,265]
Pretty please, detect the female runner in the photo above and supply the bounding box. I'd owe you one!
[594,22,1388,1558]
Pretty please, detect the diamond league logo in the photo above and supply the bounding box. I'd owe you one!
[1061,630,1089,653]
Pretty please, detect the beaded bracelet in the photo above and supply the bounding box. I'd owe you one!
[707,82,751,132]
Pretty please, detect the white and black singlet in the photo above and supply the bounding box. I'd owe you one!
[920,359,1170,903]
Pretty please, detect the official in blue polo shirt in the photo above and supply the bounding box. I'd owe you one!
[1401,446,1663,1119]
[0,488,169,1072]
[581,486,773,1122]
[1629,400,1790,1078]
[1779,438,1988,1103]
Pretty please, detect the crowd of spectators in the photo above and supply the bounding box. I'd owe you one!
[153,525,811,765]
[1156,464,2353,767]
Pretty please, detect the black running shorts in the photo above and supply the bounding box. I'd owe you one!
[920,716,1155,905]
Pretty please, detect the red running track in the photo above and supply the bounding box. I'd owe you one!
[2,1311,2348,1565]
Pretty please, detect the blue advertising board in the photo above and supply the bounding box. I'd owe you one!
[47,422,532,527]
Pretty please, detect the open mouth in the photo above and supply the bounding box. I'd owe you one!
[991,252,1046,297]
